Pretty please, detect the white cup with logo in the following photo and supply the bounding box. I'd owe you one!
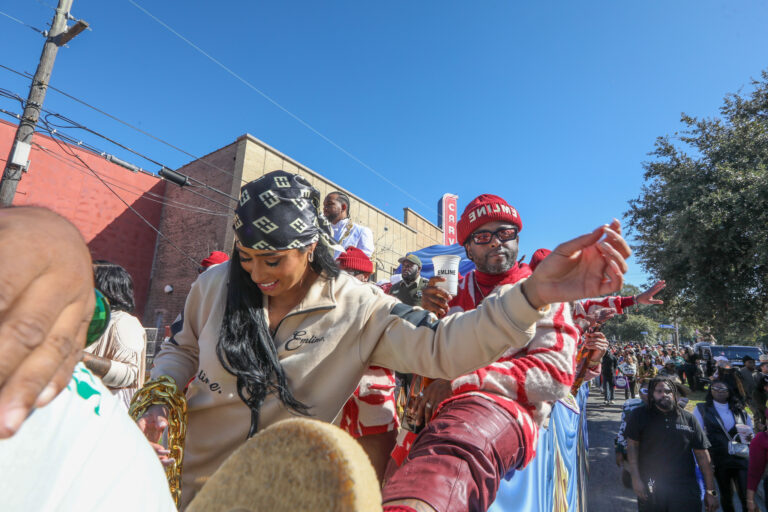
[432,255,461,296]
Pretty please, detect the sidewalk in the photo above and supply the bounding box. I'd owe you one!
[586,387,636,512]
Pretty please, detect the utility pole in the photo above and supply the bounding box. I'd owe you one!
[0,0,88,206]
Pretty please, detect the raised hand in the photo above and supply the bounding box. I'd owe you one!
[636,280,666,305]
[0,207,94,438]
[521,219,631,309]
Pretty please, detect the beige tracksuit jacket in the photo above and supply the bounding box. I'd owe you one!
[150,262,546,506]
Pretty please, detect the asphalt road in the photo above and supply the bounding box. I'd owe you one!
[586,386,637,512]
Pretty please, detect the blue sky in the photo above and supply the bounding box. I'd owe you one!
[2,1,767,287]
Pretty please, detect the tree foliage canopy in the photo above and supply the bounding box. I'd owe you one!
[626,71,768,342]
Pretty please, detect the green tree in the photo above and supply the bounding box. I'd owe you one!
[626,71,768,342]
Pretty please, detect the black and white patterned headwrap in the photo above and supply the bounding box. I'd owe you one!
[233,170,343,252]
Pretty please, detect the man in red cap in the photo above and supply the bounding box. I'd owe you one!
[199,251,229,274]
[335,246,400,481]
[336,246,374,282]
[383,194,583,512]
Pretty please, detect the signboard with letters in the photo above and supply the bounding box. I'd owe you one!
[437,193,458,245]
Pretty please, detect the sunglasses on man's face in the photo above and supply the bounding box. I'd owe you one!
[470,227,518,245]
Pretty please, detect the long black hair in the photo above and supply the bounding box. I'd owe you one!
[707,379,747,416]
[215,242,340,437]
[93,260,135,313]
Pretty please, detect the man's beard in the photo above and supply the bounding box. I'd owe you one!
[402,267,418,283]
[655,396,674,412]
[475,246,517,274]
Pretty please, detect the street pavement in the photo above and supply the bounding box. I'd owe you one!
[586,386,637,512]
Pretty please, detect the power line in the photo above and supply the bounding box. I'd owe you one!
[36,116,238,211]
[126,0,432,213]
[0,99,239,214]
[31,141,232,217]
[0,9,47,36]
[0,62,248,186]
[41,125,201,268]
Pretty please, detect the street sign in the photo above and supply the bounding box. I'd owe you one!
[640,331,648,335]
[659,324,675,329]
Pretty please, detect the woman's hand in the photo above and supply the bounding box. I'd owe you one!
[522,220,631,309]
[136,404,174,467]
[0,207,94,438]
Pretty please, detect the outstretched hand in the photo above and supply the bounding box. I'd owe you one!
[636,280,666,305]
[0,207,94,438]
[522,219,631,309]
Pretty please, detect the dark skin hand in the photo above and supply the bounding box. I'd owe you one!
[406,379,453,428]
[80,351,112,378]
[421,276,452,319]
[0,207,95,438]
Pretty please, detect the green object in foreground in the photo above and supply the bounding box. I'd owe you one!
[85,289,110,346]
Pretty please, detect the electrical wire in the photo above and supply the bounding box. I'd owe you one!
[39,122,202,268]
[31,141,232,217]
[0,103,237,215]
[0,62,248,186]
[41,111,238,203]
[38,117,238,210]
[126,0,432,213]
[0,9,47,36]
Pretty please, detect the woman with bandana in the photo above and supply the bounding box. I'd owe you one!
[136,170,631,508]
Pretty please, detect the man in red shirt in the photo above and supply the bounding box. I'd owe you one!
[383,194,590,512]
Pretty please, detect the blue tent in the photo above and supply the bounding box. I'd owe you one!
[395,243,475,278]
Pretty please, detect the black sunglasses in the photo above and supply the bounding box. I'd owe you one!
[470,227,518,245]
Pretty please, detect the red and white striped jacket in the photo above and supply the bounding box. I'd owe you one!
[392,268,579,467]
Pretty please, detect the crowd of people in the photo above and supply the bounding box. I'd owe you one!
[12,172,768,512]
[600,336,768,511]
[0,171,646,511]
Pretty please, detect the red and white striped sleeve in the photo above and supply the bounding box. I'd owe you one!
[339,366,399,438]
[451,302,579,408]
[581,296,635,317]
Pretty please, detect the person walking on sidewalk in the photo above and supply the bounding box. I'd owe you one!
[625,377,719,512]
[620,354,638,400]
[602,349,619,405]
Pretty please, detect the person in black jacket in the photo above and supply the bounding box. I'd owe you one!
[602,349,619,405]
[693,379,753,512]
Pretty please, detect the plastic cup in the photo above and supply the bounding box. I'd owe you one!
[432,255,461,295]
[736,423,753,443]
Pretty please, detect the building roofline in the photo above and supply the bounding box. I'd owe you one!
[403,206,442,232]
[236,133,419,233]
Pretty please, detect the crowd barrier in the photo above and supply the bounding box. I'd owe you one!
[489,384,590,512]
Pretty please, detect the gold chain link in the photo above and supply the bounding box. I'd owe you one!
[129,376,187,508]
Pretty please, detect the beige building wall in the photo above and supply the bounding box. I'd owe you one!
[145,133,443,326]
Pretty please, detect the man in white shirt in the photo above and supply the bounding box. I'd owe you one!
[323,191,374,258]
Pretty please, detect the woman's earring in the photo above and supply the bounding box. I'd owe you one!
[308,251,314,262]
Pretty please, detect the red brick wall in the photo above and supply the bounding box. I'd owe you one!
[0,120,165,318]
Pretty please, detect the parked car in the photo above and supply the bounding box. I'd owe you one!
[694,344,763,385]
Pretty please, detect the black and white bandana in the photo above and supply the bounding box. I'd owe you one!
[233,170,342,252]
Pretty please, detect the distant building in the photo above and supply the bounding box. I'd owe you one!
[1,120,443,326]
[144,133,443,328]
[0,120,164,316]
